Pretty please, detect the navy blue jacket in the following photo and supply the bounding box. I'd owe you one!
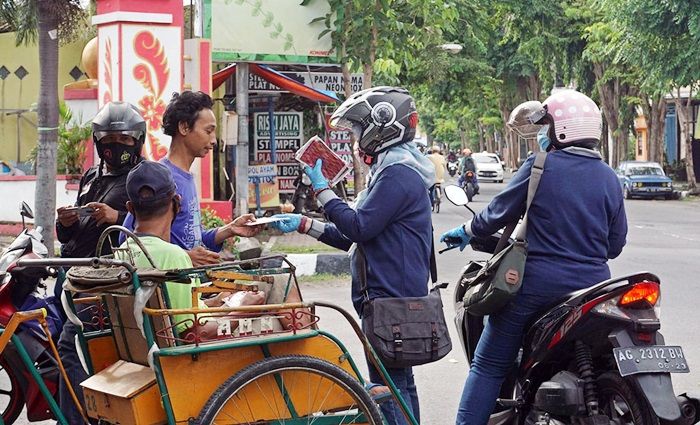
[319,165,433,314]
[470,149,627,296]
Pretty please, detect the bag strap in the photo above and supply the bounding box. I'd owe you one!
[429,233,437,284]
[493,221,518,254]
[514,152,547,241]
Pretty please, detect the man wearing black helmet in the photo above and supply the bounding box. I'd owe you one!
[55,101,145,423]
[270,87,435,425]
[56,101,145,258]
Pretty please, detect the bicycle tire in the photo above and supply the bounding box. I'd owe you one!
[196,354,384,425]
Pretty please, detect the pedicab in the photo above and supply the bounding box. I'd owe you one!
[2,226,420,425]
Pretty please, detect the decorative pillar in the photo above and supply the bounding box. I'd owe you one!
[93,0,183,160]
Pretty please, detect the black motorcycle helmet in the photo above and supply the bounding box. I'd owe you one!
[92,102,146,170]
[330,86,418,162]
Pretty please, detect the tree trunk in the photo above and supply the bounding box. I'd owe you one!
[528,74,541,99]
[600,119,609,163]
[361,0,380,90]
[640,94,666,164]
[458,129,468,149]
[476,122,485,152]
[594,63,622,168]
[35,0,59,254]
[340,32,366,195]
[675,86,697,190]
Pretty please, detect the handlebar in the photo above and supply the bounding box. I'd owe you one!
[16,257,136,273]
[438,236,463,254]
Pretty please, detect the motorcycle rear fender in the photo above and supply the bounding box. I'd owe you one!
[610,329,682,421]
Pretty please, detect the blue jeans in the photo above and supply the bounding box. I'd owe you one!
[57,293,98,425]
[58,320,88,425]
[368,363,419,425]
[455,291,561,425]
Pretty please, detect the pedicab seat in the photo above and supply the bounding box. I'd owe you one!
[66,265,175,366]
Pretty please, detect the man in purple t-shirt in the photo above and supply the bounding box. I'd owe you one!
[123,91,261,265]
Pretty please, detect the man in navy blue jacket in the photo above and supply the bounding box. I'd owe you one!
[441,89,627,425]
[272,87,435,425]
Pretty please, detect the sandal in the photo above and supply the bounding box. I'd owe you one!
[365,382,392,404]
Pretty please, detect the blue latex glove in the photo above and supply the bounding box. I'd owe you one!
[439,225,471,251]
[270,214,302,233]
[304,159,329,191]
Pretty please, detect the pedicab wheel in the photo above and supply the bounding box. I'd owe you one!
[196,354,384,425]
[0,355,24,425]
[596,372,659,425]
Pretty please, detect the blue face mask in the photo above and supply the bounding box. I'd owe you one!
[537,125,551,151]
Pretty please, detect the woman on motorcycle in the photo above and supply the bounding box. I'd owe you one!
[271,86,435,425]
[440,89,628,425]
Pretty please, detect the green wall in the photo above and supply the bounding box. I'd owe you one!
[0,33,85,168]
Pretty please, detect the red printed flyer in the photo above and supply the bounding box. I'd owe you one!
[295,136,351,187]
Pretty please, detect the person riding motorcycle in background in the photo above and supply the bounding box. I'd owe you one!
[440,89,628,425]
[55,101,146,424]
[447,150,457,163]
[270,86,435,425]
[458,148,479,194]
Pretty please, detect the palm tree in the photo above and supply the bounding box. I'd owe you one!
[0,0,83,252]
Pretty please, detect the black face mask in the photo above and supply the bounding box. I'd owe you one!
[97,142,141,170]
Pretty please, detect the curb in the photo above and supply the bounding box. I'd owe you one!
[261,253,350,276]
[260,242,350,277]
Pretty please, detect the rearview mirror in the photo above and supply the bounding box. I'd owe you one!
[20,202,33,219]
[445,185,469,206]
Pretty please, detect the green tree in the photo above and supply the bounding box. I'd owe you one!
[323,0,460,190]
[1,0,85,251]
[600,0,700,189]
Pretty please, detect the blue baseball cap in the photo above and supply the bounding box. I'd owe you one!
[126,160,176,207]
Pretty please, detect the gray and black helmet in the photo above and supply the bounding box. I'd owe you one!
[92,101,146,146]
[330,86,419,157]
[91,102,146,171]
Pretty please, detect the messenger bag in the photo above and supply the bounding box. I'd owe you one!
[359,236,452,369]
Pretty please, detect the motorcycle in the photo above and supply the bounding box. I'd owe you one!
[0,203,64,424]
[448,160,459,177]
[462,170,477,202]
[291,173,317,214]
[442,185,700,425]
[291,171,349,216]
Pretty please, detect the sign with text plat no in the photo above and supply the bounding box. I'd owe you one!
[204,0,336,64]
[253,112,304,194]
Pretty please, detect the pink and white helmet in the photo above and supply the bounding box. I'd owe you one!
[535,89,602,148]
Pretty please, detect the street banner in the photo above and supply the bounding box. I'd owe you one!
[205,0,336,64]
[253,112,304,194]
[247,164,280,208]
[249,71,364,95]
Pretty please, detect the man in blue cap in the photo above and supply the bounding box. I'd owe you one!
[121,160,266,337]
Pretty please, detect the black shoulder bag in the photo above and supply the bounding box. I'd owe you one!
[359,236,452,369]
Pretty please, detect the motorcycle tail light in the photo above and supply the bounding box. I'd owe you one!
[619,281,659,308]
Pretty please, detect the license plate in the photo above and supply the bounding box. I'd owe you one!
[614,346,690,376]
